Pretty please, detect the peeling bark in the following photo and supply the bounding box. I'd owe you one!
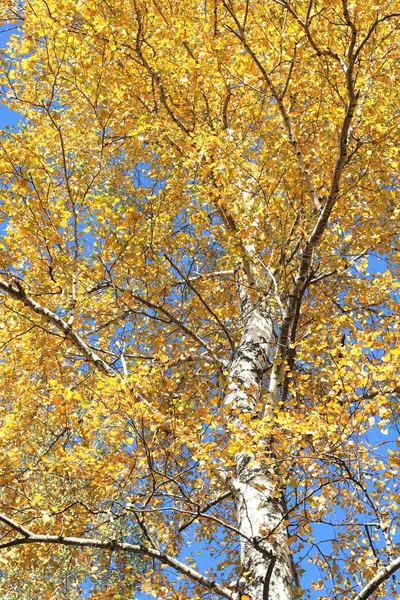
[226,304,293,600]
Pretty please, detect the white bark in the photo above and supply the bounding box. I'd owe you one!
[233,475,292,600]
[226,304,293,600]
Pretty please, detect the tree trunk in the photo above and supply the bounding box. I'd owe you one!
[226,304,293,600]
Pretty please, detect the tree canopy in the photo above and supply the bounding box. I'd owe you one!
[0,0,399,598]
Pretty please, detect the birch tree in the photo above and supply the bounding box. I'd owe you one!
[0,1,399,598]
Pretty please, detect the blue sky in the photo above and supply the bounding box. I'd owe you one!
[0,26,20,130]
[0,103,19,129]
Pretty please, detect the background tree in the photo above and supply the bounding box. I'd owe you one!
[0,0,399,598]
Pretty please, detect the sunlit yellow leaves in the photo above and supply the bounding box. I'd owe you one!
[311,579,324,590]
[0,0,398,598]
[388,450,400,468]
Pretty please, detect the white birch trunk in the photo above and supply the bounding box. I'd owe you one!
[225,305,293,600]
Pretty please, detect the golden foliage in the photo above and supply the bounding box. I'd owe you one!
[0,0,399,598]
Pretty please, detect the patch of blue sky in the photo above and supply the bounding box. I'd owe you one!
[0,24,24,121]
[0,28,23,243]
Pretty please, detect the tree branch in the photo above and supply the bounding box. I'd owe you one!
[178,490,232,533]
[353,556,400,600]
[0,513,238,600]
[163,254,235,352]
[123,288,224,368]
[0,278,115,376]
